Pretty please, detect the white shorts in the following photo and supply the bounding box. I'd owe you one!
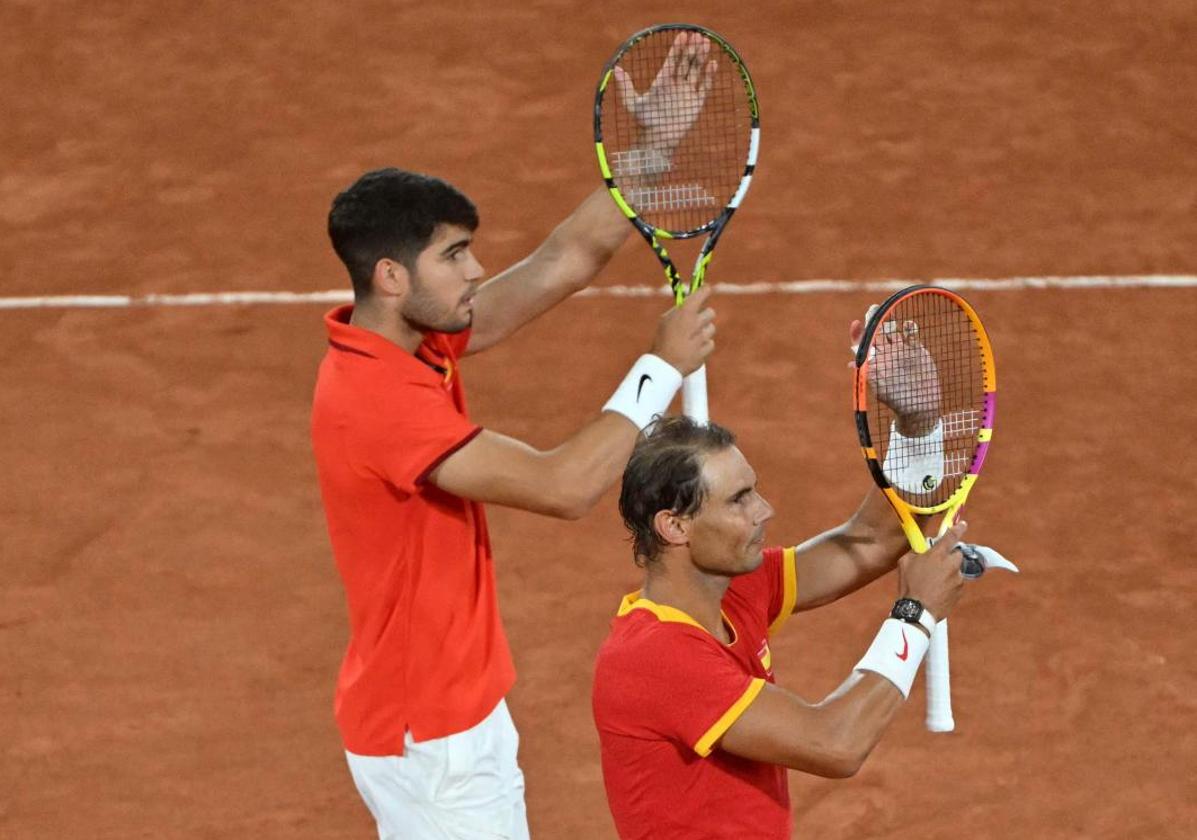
[345,698,529,840]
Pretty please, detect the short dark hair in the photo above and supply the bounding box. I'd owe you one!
[327,168,479,299]
[618,415,737,566]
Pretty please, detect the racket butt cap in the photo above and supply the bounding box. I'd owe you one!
[925,715,956,733]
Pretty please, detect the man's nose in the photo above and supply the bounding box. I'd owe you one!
[758,497,775,523]
[467,254,485,281]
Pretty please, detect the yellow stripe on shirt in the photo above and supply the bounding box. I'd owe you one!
[617,592,740,646]
[694,677,766,757]
[767,546,798,636]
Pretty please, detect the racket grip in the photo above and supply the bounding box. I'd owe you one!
[682,365,709,424]
[925,618,955,732]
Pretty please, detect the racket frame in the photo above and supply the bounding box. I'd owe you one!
[852,284,997,732]
[594,22,760,305]
[853,284,996,550]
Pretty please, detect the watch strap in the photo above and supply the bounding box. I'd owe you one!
[915,606,937,635]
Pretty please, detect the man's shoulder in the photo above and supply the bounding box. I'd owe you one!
[726,547,786,602]
[315,350,450,407]
[597,610,720,675]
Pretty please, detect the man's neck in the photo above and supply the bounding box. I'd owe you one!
[642,559,734,643]
[349,300,423,353]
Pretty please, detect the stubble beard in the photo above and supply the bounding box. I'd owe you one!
[403,278,472,334]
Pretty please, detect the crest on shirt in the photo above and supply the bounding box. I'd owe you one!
[757,639,773,677]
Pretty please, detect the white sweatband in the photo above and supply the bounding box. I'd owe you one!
[883,419,944,494]
[602,354,683,431]
[854,618,931,699]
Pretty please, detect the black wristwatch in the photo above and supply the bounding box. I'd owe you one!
[891,598,937,635]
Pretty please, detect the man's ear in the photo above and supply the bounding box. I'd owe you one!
[373,258,410,298]
[652,509,690,549]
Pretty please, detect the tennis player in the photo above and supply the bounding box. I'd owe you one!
[592,323,969,839]
[309,33,720,840]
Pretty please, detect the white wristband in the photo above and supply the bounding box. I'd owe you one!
[883,419,945,494]
[602,354,683,431]
[854,618,931,699]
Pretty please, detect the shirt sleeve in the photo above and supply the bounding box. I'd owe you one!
[595,624,765,757]
[728,546,798,636]
[348,381,480,495]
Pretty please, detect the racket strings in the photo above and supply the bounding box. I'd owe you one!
[867,293,988,506]
[602,29,752,234]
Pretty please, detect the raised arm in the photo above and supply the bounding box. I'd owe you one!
[787,311,942,610]
[718,523,967,778]
[431,286,716,517]
[789,487,913,611]
[464,188,630,354]
[466,33,718,355]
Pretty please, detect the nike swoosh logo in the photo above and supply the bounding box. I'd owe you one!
[636,374,652,401]
[896,628,910,661]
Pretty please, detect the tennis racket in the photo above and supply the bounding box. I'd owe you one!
[595,23,760,423]
[853,284,997,732]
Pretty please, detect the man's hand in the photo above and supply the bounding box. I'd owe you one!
[849,314,941,437]
[613,31,717,155]
[897,521,968,622]
[652,284,715,375]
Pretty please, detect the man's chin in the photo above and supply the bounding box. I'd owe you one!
[439,314,472,334]
[743,544,766,571]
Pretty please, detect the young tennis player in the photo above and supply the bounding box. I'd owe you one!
[311,32,719,840]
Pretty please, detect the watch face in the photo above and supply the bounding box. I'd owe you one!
[893,599,921,621]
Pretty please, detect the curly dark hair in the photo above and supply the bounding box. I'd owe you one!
[618,415,736,566]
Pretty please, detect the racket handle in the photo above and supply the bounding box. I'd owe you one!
[682,365,709,424]
[925,618,955,732]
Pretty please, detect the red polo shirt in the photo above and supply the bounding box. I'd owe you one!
[593,546,799,839]
[311,305,514,756]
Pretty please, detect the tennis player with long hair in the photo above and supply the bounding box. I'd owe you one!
[311,34,717,840]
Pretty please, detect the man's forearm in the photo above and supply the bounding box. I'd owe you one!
[538,412,642,519]
[811,671,908,776]
[426,413,639,520]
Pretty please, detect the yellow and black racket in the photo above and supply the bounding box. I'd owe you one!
[853,285,997,732]
[595,23,759,422]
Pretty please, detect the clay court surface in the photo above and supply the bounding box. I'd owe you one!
[2,1,1195,837]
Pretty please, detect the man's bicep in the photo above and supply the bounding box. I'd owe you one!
[792,528,873,611]
[359,387,479,494]
[718,682,826,771]
[794,488,912,611]
[463,265,556,355]
[426,429,556,513]
[465,187,630,356]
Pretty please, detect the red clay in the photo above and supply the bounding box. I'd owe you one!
[2,3,1194,838]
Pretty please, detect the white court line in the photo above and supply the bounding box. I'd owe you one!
[578,275,1197,297]
[0,275,1194,310]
